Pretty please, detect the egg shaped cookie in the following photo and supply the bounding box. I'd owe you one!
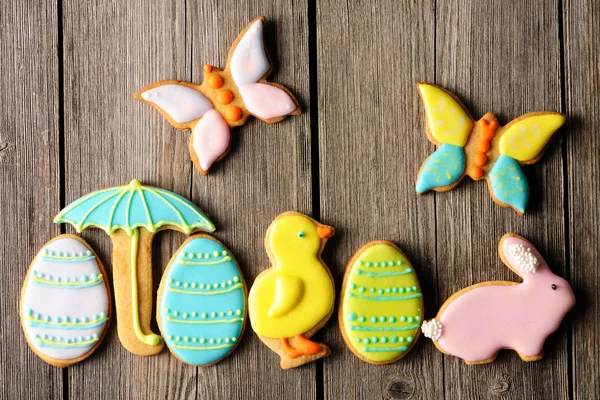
[339,241,423,364]
[20,234,111,367]
[157,235,247,366]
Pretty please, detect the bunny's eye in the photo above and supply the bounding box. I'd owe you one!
[551,284,557,290]
[298,231,305,238]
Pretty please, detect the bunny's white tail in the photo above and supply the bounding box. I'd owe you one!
[421,319,443,341]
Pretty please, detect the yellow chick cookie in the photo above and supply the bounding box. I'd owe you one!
[248,211,335,369]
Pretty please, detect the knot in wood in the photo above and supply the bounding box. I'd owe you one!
[384,378,414,400]
[489,379,510,394]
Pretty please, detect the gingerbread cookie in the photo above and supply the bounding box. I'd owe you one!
[54,179,215,356]
[415,82,566,214]
[339,241,423,364]
[157,235,247,366]
[421,233,575,364]
[135,16,300,176]
[20,234,111,367]
[248,212,335,369]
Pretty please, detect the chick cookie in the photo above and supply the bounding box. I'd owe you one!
[421,233,575,364]
[339,241,423,364]
[248,212,335,369]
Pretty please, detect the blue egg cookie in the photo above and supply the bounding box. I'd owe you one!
[157,235,247,365]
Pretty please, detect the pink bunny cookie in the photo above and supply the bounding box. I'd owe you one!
[421,233,574,364]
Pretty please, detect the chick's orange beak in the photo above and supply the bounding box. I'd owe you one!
[317,226,334,239]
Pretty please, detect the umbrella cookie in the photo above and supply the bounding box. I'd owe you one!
[157,235,247,366]
[339,241,423,364]
[421,233,575,364]
[54,179,215,356]
[136,16,300,176]
[415,82,566,214]
[20,235,111,367]
[248,212,335,369]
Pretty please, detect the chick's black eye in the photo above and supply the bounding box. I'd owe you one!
[298,231,305,238]
[551,284,557,290]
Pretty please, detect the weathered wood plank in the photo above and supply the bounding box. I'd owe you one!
[188,5,314,399]
[62,0,196,398]
[435,0,568,398]
[563,0,600,398]
[318,1,443,399]
[0,0,62,398]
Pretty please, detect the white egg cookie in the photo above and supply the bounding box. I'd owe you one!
[20,234,111,367]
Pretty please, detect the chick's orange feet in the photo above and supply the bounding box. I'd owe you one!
[280,335,322,358]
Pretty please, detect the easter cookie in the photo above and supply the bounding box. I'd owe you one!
[135,16,300,176]
[415,82,566,214]
[20,234,111,367]
[157,235,247,366]
[421,233,575,364]
[54,179,215,356]
[339,241,423,364]
[248,212,335,369]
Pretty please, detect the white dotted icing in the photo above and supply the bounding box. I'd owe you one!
[421,319,443,341]
[508,243,539,273]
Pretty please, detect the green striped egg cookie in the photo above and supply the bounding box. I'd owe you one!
[340,241,423,364]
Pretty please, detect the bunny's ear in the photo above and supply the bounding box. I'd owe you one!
[135,81,214,129]
[227,17,271,87]
[499,234,549,279]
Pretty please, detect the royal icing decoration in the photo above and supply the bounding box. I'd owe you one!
[158,236,246,366]
[136,16,300,176]
[140,84,213,123]
[248,212,334,368]
[21,236,110,366]
[508,243,539,273]
[416,82,566,214]
[54,179,215,356]
[421,319,442,341]
[340,242,423,363]
[422,234,575,364]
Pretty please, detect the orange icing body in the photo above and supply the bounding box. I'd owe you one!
[181,66,251,128]
[466,116,498,180]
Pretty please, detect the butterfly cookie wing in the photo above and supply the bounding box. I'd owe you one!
[189,110,231,176]
[135,81,213,130]
[226,17,300,122]
[487,156,529,214]
[417,83,474,147]
[498,112,566,164]
[416,83,474,193]
[487,112,566,214]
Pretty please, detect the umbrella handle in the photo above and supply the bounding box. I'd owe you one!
[130,229,162,347]
[111,229,163,355]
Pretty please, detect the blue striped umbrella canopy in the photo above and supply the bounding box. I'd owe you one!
[54,179,215,235]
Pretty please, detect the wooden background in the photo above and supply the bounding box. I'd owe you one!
[1,0,598,398]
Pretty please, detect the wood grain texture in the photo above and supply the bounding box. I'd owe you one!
[4,0,600,398]
[0,0,63,398]
[435,0,568,398]
[188,3,314,399]
[318,1,443,399]
[61,0,196,398]
[563,0,600,399]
